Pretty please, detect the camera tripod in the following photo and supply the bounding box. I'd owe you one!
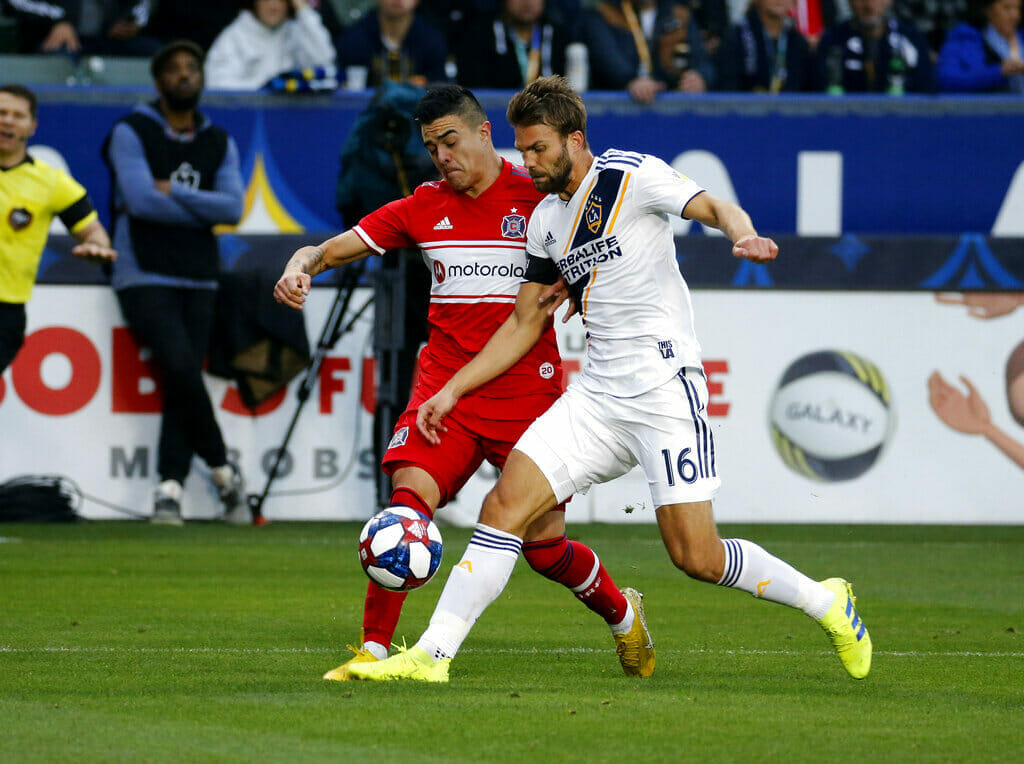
[246,261,372,523]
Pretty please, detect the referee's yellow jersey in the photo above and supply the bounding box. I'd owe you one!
[1,155,98,304]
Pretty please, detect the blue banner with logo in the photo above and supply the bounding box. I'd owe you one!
[30,91,1024,239]
[39,233,1024,292]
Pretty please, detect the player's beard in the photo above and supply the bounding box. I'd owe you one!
[530,144,573,194]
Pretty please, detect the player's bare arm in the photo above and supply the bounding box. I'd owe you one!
[416,281,553,444]
[70,219,117,262]
[274,230,373,309]
[683,193,779,263]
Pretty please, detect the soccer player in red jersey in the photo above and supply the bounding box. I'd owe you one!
[274,86,654,680]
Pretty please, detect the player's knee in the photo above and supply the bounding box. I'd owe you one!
[479,484,512,527]
[479,479,534,535]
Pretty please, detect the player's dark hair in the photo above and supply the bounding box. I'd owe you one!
[507,75,587,143]
[413,85,487,128]
[0,84,37,119]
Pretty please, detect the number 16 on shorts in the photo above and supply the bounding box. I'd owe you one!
[661,448,699,485]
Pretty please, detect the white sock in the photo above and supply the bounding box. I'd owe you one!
[157,479,183,500]
[416,523,522,661]
[362,641,388,661]
[210,464,234,487]
[609,599,635,635]
[718,538,834,620]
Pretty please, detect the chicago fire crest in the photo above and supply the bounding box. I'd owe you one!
[501,211,527,239]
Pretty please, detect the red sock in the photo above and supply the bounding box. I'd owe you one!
[389,486,434,519]
[523,535,628,625]
[361,486,434,647]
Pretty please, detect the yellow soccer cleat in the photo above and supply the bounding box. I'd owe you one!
[818,577,872,679]
[323,644,380,681]
[614,587,656,678]
[347,645,450,683]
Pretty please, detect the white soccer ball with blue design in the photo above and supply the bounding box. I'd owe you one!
[358,507,443,591]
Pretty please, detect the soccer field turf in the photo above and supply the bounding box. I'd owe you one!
[1,522,1022,762]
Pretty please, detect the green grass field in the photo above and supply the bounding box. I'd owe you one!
[1,522,1022,762]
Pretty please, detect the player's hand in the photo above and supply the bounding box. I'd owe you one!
[935,292,1024,319]
[71,242,117,263]
[539,279,577,323]
[274,271,311,309]
[732,235,778,263]
[154,179,171,194]
[927,371,992,435]
[416,389,456,446]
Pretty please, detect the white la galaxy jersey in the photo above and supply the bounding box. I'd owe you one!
[526,149,705,397]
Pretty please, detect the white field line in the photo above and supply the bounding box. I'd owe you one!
[0,646,1021,658]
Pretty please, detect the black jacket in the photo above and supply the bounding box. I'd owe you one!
[455,14,572,89]
[718,9,813,92]
[2,0,151,53]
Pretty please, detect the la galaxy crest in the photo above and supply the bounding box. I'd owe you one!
[501,208,526,239]
[585,196,603,233]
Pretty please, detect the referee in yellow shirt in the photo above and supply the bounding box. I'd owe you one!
[1,83,116,373]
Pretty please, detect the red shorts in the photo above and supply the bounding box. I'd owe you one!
[381,387,565,508]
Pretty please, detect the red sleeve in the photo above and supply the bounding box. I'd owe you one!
[353,196,417,253]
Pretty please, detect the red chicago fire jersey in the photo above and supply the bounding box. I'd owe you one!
[353,159,562,402]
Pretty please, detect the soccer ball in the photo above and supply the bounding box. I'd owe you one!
[358,507,443,591]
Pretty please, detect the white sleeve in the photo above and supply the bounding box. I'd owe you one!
[204,26,249,90]
[633,155,705,219]
[525,211,551,261]
[289,7,337,68]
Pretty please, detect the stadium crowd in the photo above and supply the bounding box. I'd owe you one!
[1,0,1022,96]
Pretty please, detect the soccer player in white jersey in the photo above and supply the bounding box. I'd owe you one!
[274,85,653,681]
[349,76,872,683]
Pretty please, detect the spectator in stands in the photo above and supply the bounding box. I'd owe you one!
[726,0,849,47]
[583,0,716,103]
[147,0,238,52]
[338,0,449,87]
[102,41,246,525]
[787,0,849,47]
[421,0,581,49]
[717,0,814,91]
[0,83,115,375]
[4,0,160,56]
[936,0,1024,92]
[894,0,969,59]
[205,0,336,92]
[813,0,935,92]
[322,0,379,30]
[454,0,573,88]
[689,0,730,56]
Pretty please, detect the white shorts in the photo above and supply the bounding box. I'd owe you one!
[515,367,721,507]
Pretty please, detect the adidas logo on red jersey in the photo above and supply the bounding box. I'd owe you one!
[433,216,453,230]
